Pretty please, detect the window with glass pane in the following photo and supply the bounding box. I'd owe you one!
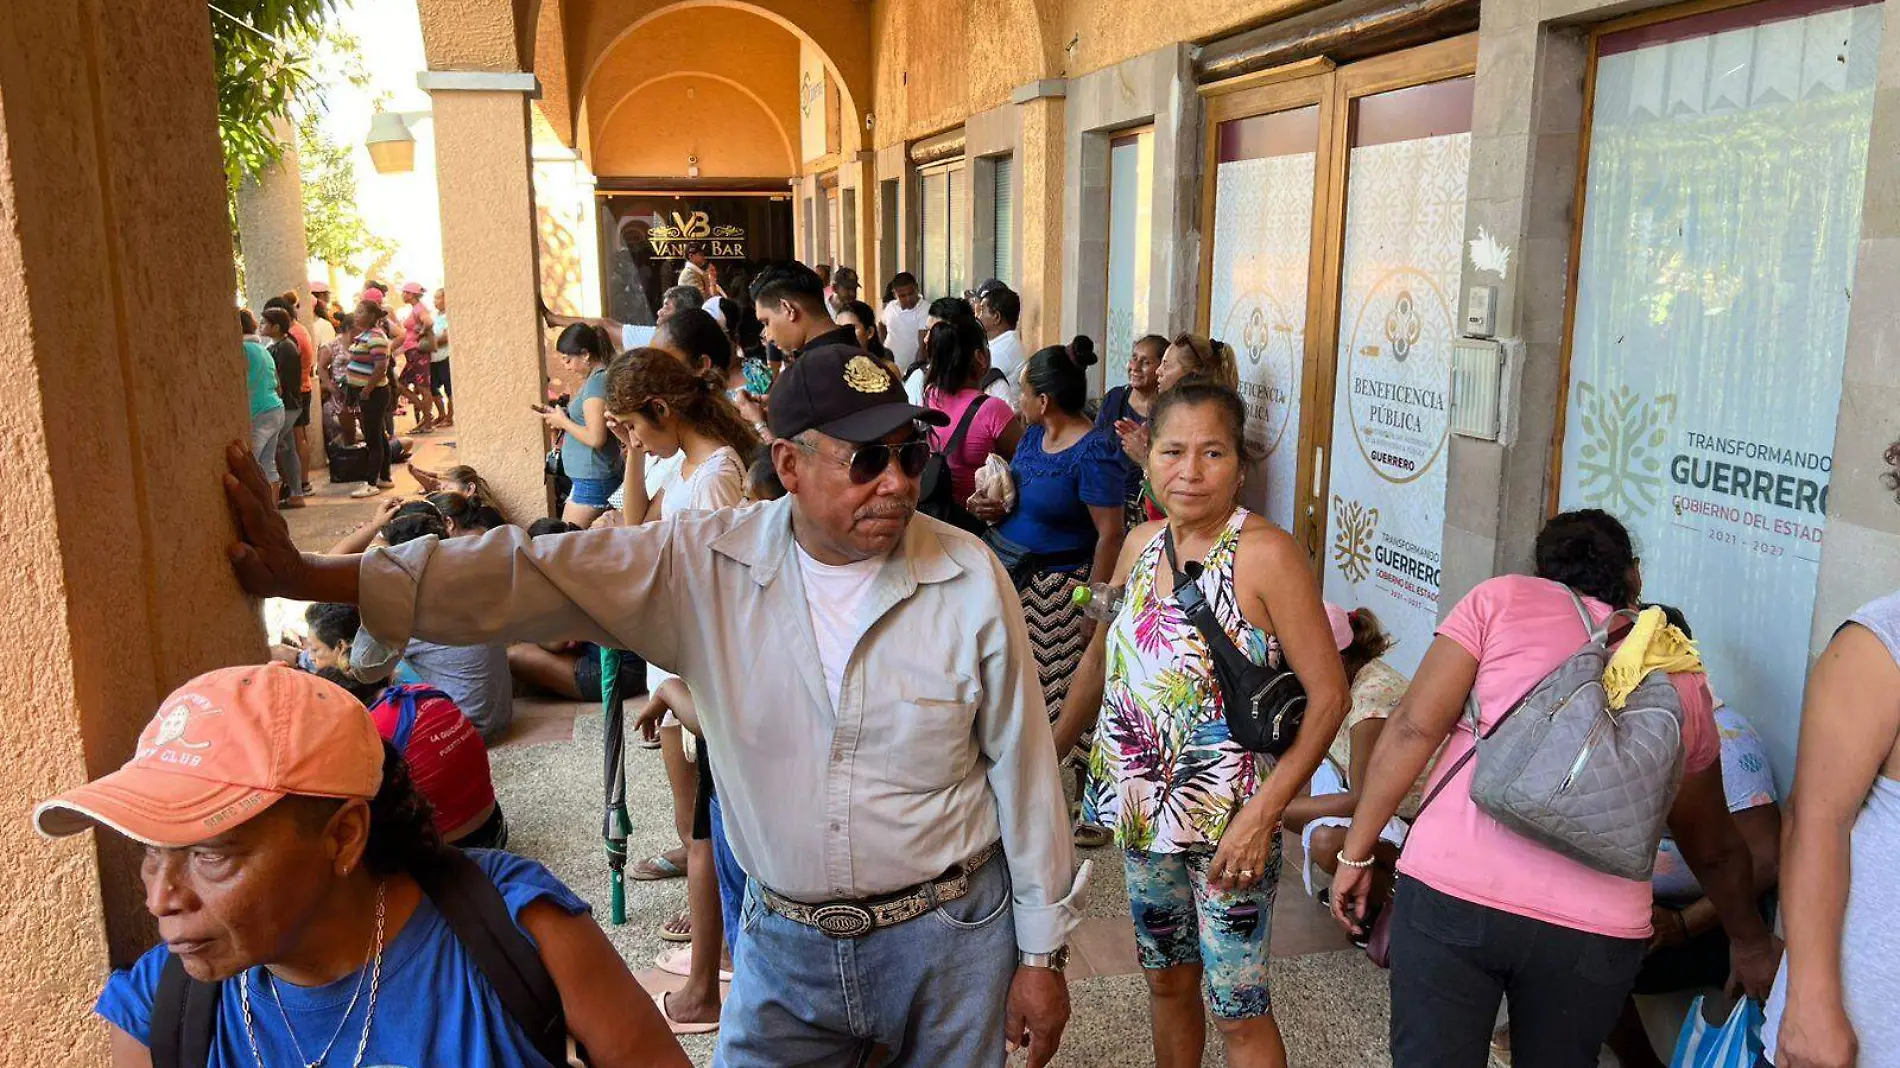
[1556,0,1881,786]
[1103,130,1154,391]
[992,156,1015,286]
[920,169,949,298]
[947,164,968,297]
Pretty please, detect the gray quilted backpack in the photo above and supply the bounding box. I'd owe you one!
[1462,587,1688,880]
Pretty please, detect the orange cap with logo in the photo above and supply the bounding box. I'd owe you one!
[34,664,385,848]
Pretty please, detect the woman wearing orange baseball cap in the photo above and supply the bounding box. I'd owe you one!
[36,664,685,1068]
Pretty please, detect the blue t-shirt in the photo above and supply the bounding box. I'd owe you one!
[560,367,619,481]
[95,850,589,1068]
[994,425,1125,556]
[1092,385,1147,506]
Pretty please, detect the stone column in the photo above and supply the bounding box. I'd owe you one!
[1015,93,1065,349]
[1438,5,1589,609]
[423,71,549,521]
[235,116,312,316]
[0,0,268,1059]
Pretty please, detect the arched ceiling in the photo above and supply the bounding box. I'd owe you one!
[592,73,798,177]
[579,6,801,176]
[565,0,870,155]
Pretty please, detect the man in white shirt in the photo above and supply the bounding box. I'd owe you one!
[976,284,1026,390]
[879,271,930,369]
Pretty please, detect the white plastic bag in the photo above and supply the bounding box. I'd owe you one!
[1669,995,1764,1068]
[972,455,1017,513]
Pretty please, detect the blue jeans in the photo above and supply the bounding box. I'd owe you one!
[715,852,1017,1067]
[707,794,744,955]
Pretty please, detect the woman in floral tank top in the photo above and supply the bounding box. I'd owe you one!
[1053,382,1347,1067]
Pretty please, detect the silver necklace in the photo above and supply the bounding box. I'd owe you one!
[240,881,388,1068]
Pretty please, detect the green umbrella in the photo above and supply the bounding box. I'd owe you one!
[600,646,632,925]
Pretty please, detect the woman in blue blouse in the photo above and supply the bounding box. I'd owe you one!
[971,341,1126,843]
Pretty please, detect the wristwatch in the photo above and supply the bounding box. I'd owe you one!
[1019,947,1070,972]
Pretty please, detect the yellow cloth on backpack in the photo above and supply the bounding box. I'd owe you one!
[1602,606,1702,710]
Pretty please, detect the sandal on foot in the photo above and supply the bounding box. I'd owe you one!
[659,908,692,943]
[656,946,733,982]
[629,853,686,881]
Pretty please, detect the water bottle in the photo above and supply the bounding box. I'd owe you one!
[1072,582,1125,622]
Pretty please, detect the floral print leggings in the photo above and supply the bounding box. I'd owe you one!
[1124,841,1282,1019]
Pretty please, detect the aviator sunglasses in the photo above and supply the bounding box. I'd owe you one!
[792,436,931,484]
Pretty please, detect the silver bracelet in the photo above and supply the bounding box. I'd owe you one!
[1335,850,1376,870]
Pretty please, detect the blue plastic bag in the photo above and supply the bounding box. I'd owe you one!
[1670,995,1765,1068]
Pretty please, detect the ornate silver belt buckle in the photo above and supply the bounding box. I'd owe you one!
[811,902,876,939]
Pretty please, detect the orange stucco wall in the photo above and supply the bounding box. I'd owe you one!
[1,0,273,1062]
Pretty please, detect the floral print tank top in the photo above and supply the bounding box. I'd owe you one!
[1082,508,1275,852]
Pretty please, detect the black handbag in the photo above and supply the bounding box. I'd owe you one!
[1163,527,1306,756]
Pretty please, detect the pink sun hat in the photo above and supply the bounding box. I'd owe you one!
[400,281,425,296]
[1324,602,1353,651]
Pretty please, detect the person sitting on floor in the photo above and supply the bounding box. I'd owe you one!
[507,519,646,705]
[316,664,510,851]
[1282,605,1418,925]
[39,664,687,1068]
[365,510,515,742]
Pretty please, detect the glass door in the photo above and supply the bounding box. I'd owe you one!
[1197,36,1476,675]
[1203,82,1333,535]
[1316,72,1474,676]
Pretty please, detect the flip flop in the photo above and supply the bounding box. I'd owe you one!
[656,946,733,982]
[634,971,721,1036]
[629,853,686,881]
[659,908,693,943]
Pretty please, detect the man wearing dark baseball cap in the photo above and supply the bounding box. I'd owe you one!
[223,304,1088,1066]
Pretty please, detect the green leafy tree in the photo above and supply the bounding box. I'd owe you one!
[298,111,395,272]
[212,0,337,184]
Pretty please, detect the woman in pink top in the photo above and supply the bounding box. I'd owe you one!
[922,316,1021,503]
[1330,510,1779,1067]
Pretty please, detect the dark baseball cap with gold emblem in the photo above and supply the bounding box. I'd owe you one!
[767,342,950,443]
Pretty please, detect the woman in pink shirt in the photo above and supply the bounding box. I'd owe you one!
[921,315,1021,504]
[1329,510,1779,1067]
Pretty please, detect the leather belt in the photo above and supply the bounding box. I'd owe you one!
[760,841,1003,939]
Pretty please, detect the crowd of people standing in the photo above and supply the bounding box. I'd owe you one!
[56,250,1900,1067]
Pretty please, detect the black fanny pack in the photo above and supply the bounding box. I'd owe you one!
[983,529,1091,591]
[1163,527,1306,756]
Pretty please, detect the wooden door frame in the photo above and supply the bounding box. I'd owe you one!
[1194,32,1478,561]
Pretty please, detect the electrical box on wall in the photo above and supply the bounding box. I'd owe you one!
[1450,338,1505,441]
[1464,284,1498,338]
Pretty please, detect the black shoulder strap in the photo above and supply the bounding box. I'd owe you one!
[416,849,578,1067]
[942,394,989,456]
[1161,526,1254,678]
[979,367,1009,392]
[152,953,219,1068]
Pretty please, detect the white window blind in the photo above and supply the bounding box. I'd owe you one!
[991,156,1015,285]
[920,165,953,298]
[947,164,967,297]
